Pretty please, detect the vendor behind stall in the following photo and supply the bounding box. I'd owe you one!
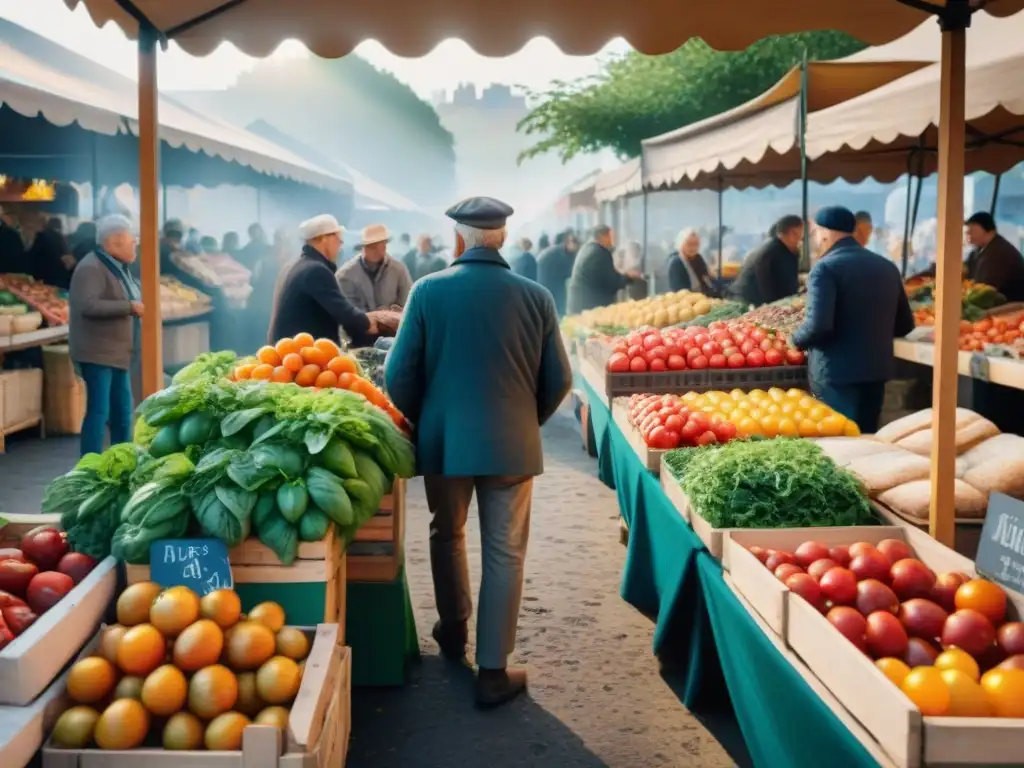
[964,212,1024,302]
[268,214,381,347]
[731,214,802,307]
[565,225,641,313]
[335,224,412,312]
[0,205,28,275]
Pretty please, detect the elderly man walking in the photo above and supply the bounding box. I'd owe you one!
[335,224,413,311]
[385,197,573,708]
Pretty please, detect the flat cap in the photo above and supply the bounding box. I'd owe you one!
[97,214,134,242]
[445,196,514,230]
[298,214,344,242]
[814,205,856,235]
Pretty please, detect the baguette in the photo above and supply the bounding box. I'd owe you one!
[875,408,981,444]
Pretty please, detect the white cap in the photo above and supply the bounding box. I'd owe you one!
[358,223,390,247]
[298,214,344,242]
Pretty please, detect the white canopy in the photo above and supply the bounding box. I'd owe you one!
[594,158,643,203]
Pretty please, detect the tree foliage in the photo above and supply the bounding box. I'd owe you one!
[517,32,866,164]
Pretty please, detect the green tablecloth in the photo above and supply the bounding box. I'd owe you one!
[581,379,616,490]
[609,412,882,768]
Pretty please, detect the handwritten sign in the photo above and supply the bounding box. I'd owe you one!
[976,493,1024,593]
[149,539,233,596]
[914,343,935,366]
[969,352,991,383]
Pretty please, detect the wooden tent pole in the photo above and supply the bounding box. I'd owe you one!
[138,25,163,396]
[928,24,967,547]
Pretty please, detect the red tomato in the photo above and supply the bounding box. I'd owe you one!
[26,572,74,615]
[685,347,703,363]
[746,349,766,367]
[642,335,662,350]
[713,421,738,442]
[764,349,784,366]
[607,352,630,373]
[629,357,648,373]
[693,333,710,346]
[0,590,26,609]
[709,354,727,368]
[663,430,681,448]
[57,553,98,585]
[664,414,684,432]
[679,420,702,444]
[20,527,67,571]
[0,560,38,597]
[663,344,682,358]
[727,353,747,368]
[785,349,806,365]
[649,346,668,360]
[1,605,37,635]
[647,426,673,450]
[696,430,719,446]
[750,328,767,342]
[667,354,687,371]
[0,549,25,563]
[649,358,667,372]
[627,344,644,359]
[689,413,711,432]
[690,355,709,369]
[701,341,721,358]
[740,340,756,355]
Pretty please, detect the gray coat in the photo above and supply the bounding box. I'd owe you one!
[336,255,413,312]
[68,252,135,370]
[565,241,628,314]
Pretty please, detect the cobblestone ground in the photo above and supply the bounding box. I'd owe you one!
[0,413,732,767]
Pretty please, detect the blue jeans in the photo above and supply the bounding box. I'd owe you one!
[79,363,134,456]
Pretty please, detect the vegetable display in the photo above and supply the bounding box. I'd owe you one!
[905,279,1004,322]
[672,301,748,329]
[566,290,718,333]
[740,302,806,337]
[664,438,875,529]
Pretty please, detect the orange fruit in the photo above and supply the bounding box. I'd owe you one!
[248,602,286,633]
[173,619,225,671]
[224,620,277,670]
[275,337,300,357]
[900,667,950,715]
[256,346,282,366]
[163,711,204,750]
[295,364,321,387]
[981,667,1024,717]
[251,363,275,380]
[313,338,341,358]
[875,658,911,688]
[759,414,780,438]
[256,656,302,704]
[97,624,128,665]
[255,706,289,730]
[300,346,330,367]
[272,365,294,383]
[200,589,242,629]
[205,712,251,750]
[67,657,117,704]
[141,664,188,716]
[327,355,358,375]
[349,377,376,400]
[234,363,257,381]
[281,352,304,372]
[941,669,991,717]
[117,624,167,676]
[844,420,861,436]
[94,699,150,750]
[188,664,238,719]
[955,579,1007,624]
[52,705,100,748]
[114,676,144,701]
[935,648,980,682]
[117,582,162,626]
[235,671,265,717]
[150,585,200,638]
[818,414,845,437]
[275,627,311,660]
[337,372,357,390]
[293,332,314,347]
[797,419,820,438]
[315,370,338,388]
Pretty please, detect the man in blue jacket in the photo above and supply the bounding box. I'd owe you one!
[791,206,915,433]
[385,196,573,709]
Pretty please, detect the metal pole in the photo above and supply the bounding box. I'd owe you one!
[990,173,1002,216]
[799,48,810,270]
[900,170,914,277]
[91,134,100,217]
[641,190,648,274]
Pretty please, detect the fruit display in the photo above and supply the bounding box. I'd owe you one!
[663,438,875,530]
[568,290,718,332]
[605,321,805,374]
[160,276,212,320]
[0,289,29,315]
[744,536,1024,718]
[169,250,252,306]
[741,298,806,337]
[674,301,748,329]
[43,352,414,566]
[0,274,69,325]
[905,279,1004,322]
[956,312,1024,352]
[0,525,98,650]
[624,388,856,449]
[49,585,311,751]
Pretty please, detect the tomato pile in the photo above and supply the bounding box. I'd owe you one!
[606,321,805,374]
[749,537,1024,717]
[959,314,1024,352]
[626,393,738,449]
[0,526,98,649]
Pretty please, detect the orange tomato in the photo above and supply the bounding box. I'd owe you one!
[313,338,341,358]
[256,346,282,366]
[934,648,980,682]
[293,332,314,347]
[272,366,294,383]
[955,579,1007,624]
[777,417,799,438]
[327,355,358,376]
[234,363,256,380]
[314,370,338,388]
[295,364,321,387]
[299,346,330,367]
[900,667,950,715]
[274,337,299,357]
[251,363,275,381]
[281,352,304,372]
[980,667,1024,717]
[117,624,167,677]
[941,669,991,717]
[349,377,375,400]
[337,372,357,390]
[875,658,911,688]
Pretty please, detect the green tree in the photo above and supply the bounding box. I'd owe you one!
[517,32,866,164]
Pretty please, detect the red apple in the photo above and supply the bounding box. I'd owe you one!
[876,539,914,564]
[942,609,996,657]
[828,545,851,567]
[850,551,892,584]
[820,567,858,605]
[764,551,796,573]
[931,572,969,613]
[794,541,831,569]
[747,546,768,564]
[890,559,937,601]
[999,654,1024,672]
[866,611,909,658]
[848,542,883,561]
[903,637,940,667]
[807,558,839,582]
[786,573,823,609]
[898,598,949,640]
[998,622,1024,656]
[828,606,868,648]
[855,579,899,616]
[774,563,805,583]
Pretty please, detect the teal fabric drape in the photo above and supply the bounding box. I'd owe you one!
[581,379,616,489]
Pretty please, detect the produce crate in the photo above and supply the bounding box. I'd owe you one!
[42,623,351,768]
[0,514,118,707]
[0,368,44,452]
[348,479,406,583]
[162,317,211,369]
[875,501,985,561]
[602,365,809,398]
[707,364,809,390]
[611,398,663,473]
[659,465,692,524]
[42,345,85,435]
[783,532,1024,768]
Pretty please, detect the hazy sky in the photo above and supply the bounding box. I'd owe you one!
[0,0,630,95]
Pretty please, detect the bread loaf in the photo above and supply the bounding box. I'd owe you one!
[811,437,902,467]
[963,456,1024,500]
[896,417,999,457]
[960,433,1024,468]
[875,408,981,444]
[879,479,989,521]
[847,451,931,494]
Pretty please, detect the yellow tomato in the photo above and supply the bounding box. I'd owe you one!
[706,391,724,405]
[807,406,828,422]
[738,418,762,437]
[682,391,699,402]
[844,420,862,436]
[780,401,797,415]
[768,388,786,402]
[747,408,765,421]
[798,396,816,410]
[818,415,846,437]
[765,402,782,415]
[791,410,806,422]
[786,388,806,400]
[747,389,767,402]
[718,400,736,414]
[729,388,745,401]
[875,658,911,688]
[777,418,799,437]
[735,399,752,411]
[798,419,821,437]
[760,414,781,438]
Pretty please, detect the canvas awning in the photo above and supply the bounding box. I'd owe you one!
[61,0,1024,57]
[594,159,642,203]
[563,169,601,210]
[0,19,352,194]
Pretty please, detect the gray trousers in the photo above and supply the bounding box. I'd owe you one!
[423,475,533,670]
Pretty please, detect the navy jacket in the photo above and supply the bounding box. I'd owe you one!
[791,237,914,386]
[536,244,575,316]
[566,241,628,314]
[509,250,538,282]
[384,247,573,477]
[267,245,372,346]
[731,237,800,306]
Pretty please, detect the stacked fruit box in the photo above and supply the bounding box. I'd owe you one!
[348,479,406,583]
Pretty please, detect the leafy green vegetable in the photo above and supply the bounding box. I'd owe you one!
[666,438,875,529]
[298,507,331,542]
[172,350,238,384]
[306,467,353,526]
[112,512,190,564]
[195,487,251,547]
[276,481,309,523]
[321,438,357,479]
[220,407,268,438]
[251,443,305,480]
[227,452,280,492]
[178,412,218,446]
[254,508,298,565]
[149,425,183,457]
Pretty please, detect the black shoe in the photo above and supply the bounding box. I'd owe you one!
[432,620,467,661]
[475,667,527,709]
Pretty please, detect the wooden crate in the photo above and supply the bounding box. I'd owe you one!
[0,368,44,452]
[42,624,351,768]
[0,514,117,707]
[348,479,405,583]
[610,398,664,473]
[659,465,691,524]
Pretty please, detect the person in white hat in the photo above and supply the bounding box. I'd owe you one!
[335,223,413,313]
[267,214,380,346]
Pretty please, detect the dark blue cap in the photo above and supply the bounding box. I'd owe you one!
[445,196,514,230]
[814,206,857,234]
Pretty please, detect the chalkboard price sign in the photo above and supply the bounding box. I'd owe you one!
[149,539,233,596]
[976,493,1024,593]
